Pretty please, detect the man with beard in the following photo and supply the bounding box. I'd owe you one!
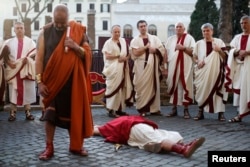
[36,4,93,160]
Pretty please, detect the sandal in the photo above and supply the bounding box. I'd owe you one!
[116,111,129,116]
[218,112,225,121]
[150,111,162,116]
[183,108,190,119]
[25,110,35,120]
[108,110,119,118]
[193,108,204,121]
[228,116,241,123]
[8,110,16,122]
[166,107,177,117]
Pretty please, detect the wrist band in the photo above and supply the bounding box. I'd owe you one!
[78,46,85,56]
[36,74,42,84]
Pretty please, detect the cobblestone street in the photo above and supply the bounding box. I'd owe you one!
[0,104,250,167]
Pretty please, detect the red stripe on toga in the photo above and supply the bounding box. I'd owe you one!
[16,39,24,105]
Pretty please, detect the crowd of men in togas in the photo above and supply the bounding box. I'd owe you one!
[0,3,249,161]
[104,17,250,124]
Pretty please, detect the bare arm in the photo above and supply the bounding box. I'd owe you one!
[36,30,49,97]
[104,52,119,60]
[132,42,150,57]
[35,30,44,76]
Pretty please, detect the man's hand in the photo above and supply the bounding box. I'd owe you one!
[197,60,205,69]
[149,46,156,54]
[22,57,28,65]
[64,37,78,50]
[38,83,49,97]
[118,56,127,63]
[175,44,185,51]
[213,43,221,52]
[7,61,16,69]
[238,50,248,60]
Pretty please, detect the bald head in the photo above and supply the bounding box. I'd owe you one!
[53,4,69,28]
[175,22,185,37]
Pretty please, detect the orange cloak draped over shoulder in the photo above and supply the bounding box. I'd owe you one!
[42,21,93,150]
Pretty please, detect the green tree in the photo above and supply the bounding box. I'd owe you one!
[188,0,219,41]
[232,0,249,35]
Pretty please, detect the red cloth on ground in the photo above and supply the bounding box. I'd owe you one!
[98,116,158,144]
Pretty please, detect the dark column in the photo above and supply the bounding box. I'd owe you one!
[87,9,96,49]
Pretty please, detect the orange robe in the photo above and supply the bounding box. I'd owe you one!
[42,21,93,151]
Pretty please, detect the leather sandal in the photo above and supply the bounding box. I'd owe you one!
[69,149,88,156]
[228,116,241,123]
[183,109,190,119]
[193,109,204,121]
[25,110,35,120]
[8,111,16,122]
[166,107,177,117]
[218,112,225,121]
[150,111,162,116]
[108,110,119,118]
[116,111,129,116]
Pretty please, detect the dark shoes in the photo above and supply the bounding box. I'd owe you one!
[9,110,34,121]
[193,109,204,121]
[166,107,177,117]
[166,107,190,119]
[8,111,16,121]
[25,110,35,120]
[183,109,190,119]
[228,115,241,123]
[218,112,225,121]
[108,110,129,118]
[150,111,162,116]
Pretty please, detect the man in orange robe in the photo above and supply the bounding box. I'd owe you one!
[36,4,93,160]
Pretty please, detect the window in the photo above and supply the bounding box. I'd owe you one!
[89,3,95,10]
[47,3,52,12]
[148,24,157,35]
[34,2,39,12]
[168,24,175,37]
[76,3,82,12]
[123,24,133,38]
[34,20,39,30]
[101,4,110,13]
[102,20,108,30]
[13,7,17,16]
[21,3,26,12]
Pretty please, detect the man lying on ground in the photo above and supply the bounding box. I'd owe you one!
[93,116,205,158]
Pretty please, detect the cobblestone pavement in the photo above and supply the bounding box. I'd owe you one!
[0,104,250,167]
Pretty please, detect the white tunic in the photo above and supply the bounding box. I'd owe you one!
[128,123,183,149]
[4,36,36,105]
